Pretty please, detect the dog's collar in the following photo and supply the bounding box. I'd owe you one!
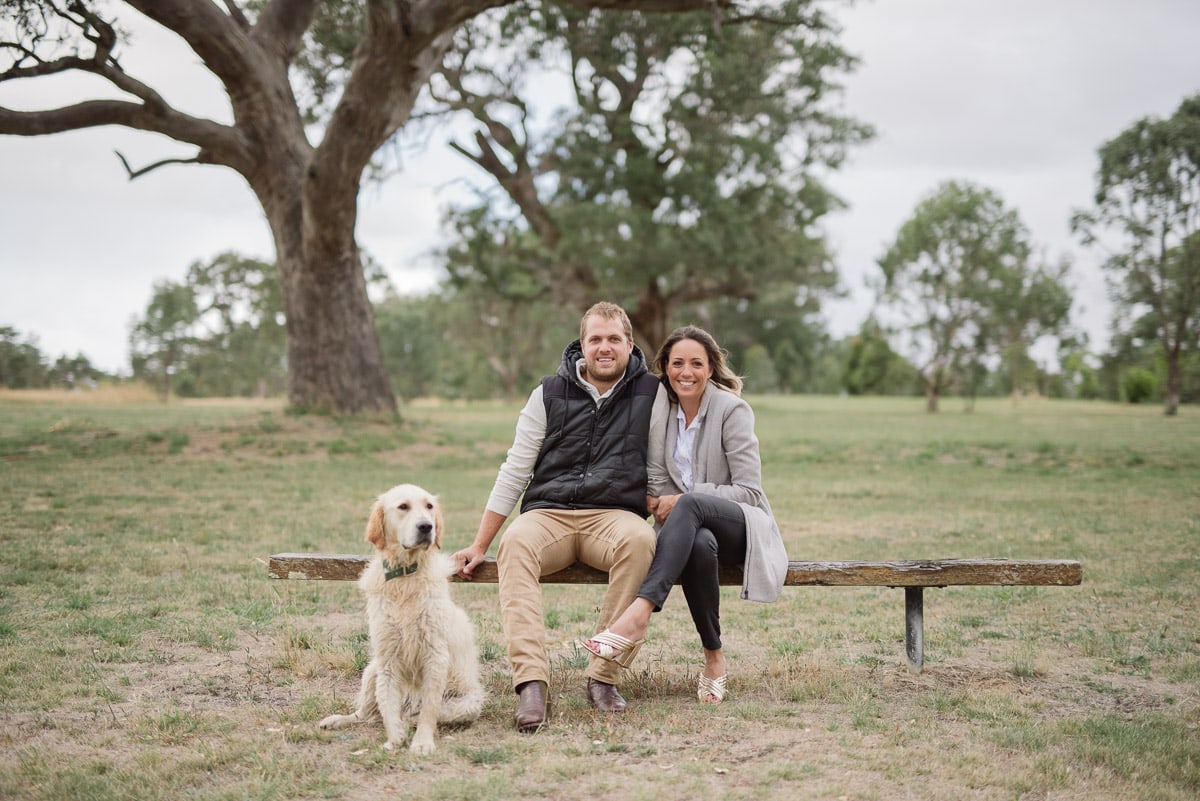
[382,558,420,581]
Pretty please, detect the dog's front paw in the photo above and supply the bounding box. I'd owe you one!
[409,734,435,756]
[319,713,353,730]
[382,739,402,751]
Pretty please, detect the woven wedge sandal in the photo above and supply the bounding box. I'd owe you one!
[581,630,644,668]
[697,673,728,704]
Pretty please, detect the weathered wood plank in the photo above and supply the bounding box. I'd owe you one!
[267,554,1083,587]
[783,558,1083,587]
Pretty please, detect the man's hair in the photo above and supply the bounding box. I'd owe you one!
[580,301,634,342]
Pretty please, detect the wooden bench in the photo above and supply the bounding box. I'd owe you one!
[267,554,1082,672]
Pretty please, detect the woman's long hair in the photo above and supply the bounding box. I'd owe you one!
[653,325,743,400]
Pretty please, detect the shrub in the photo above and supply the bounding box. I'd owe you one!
[1123,367,1157,404]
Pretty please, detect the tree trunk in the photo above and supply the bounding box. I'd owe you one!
[282,236,396,415]
[923,363,941,413]
[227,5,425,416]
[256,165,396,415]
[1164,350,1181,416]
[629,279,672,359]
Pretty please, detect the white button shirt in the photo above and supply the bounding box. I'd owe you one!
[674,404,700,492]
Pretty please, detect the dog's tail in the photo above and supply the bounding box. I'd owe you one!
[438,687,486,725]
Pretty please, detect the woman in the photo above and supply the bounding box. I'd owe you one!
[582,325,788,703]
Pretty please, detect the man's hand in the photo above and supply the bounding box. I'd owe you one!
[451,544,487,579]
[653,493,681,526]
[456,510,506,579]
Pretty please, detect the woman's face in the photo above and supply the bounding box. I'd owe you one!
[666,338,713,405]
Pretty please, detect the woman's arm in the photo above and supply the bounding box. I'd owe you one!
[691,400,767,507]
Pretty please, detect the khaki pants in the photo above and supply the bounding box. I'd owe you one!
[496,508,655,689]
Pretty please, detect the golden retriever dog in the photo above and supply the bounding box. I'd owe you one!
[319,484,485,754]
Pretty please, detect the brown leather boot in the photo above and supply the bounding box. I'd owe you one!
[586,677,627,713]
[515,680,548,732]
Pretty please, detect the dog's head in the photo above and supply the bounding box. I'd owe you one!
[364,484,444,555]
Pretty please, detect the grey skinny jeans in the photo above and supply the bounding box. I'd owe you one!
[637,492,747,651]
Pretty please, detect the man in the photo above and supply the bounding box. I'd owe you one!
[452,301,665,732]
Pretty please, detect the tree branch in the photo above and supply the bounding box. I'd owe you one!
[3,49,177,114]
[0,100,243,167]
[1,1,255,168]
[306,0,456,196]
[124,0,262,92]
[557,0,732,11]
[222,0,251,30]
[449,134,506,179]
[115,149,206,179]
[252,0,321,61]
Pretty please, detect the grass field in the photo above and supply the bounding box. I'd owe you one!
[0,391,1197,800]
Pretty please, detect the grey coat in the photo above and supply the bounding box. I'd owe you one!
[647,382,788,603]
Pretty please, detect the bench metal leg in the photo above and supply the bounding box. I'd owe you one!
[905,587,924,673]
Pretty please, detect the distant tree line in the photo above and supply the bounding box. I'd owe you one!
[4,261,1195,406]
[0,326,106,390]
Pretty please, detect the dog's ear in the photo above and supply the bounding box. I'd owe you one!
[364,501,387,550]
[433,497,444,549]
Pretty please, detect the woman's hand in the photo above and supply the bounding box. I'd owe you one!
[653,494,681,525]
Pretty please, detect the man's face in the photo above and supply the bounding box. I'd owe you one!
[580,315,634,391]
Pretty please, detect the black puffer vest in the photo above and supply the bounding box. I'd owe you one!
[520,340,660,518]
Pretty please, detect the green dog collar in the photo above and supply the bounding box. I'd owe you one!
[382,559,420,581]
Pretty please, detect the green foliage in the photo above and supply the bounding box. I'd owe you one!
[176,251,289,398]
[1074,93,1200,414]
[0,325,49,389]
[803,338,854,395]
[1096,312,1200,404]
[1056,347,1103,399]
[128,279,199,401]
[375,290,576,401]
[741,344,780,393]
[435,1,871,352]
[842,318,919,396]
[0,325,108,390]
[285,0,364,124]
[877,180,1072,409]
[705,288,841,394]
[374,294,448,401]
[1123,366,1158,403]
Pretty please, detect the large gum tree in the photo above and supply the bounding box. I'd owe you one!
[0,0,727,413]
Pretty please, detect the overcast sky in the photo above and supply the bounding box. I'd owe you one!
[3,0,1200,375]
